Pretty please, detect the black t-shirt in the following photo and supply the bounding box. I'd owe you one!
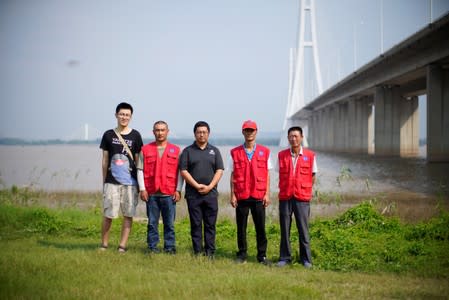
[179,142,224,199]
[100,129,143,185]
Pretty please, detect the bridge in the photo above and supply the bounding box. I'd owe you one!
[65,123,103,141]
[288,12,449,162]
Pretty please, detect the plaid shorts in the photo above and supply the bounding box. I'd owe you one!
[103,183,139,218]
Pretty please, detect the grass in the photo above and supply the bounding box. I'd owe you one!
[3,238,447,299]
[1,187,449,299]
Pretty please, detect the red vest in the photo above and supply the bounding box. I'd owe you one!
[278,148,315,201]
[231,144,270,200]
[141,142,180,195]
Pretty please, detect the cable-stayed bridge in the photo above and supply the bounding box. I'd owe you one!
[283,0,449,162]
[64,123,103,141]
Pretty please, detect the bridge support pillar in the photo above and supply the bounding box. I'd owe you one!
[310,109,327,150]
[320,106,334,151]
[374,85,419,156]
[309,111,320,149]
[333,103,348,152]
[368,102,375,155]
[427,65,449,162]
[374,86,400,155]
[348,97,372,153]
[400,95,419,157]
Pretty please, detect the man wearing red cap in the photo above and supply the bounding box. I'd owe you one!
[229,120,272,264]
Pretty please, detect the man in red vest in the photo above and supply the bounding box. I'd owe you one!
[229,120,272,265]
[137,121,183,254]
[276,126,317,268]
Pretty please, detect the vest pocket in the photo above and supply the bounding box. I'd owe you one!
[300,165,310,174]
[301,182,313,197]
[255,176,267,190]
[166,155,178,164]
[145,155,157,171]
[256,159,267,168]
[166,172,176,180]
[234,161,245,169]
[145,153,157,162]
[279,160,290,173]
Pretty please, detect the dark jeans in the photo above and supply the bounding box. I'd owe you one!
[236,198,267,261]
[146,195,176,252]
[186,196,218,255]
[279,199,312,264]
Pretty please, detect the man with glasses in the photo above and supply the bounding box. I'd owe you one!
[229,120,272,265]
[99,102,143,253]
[179,121,224,259]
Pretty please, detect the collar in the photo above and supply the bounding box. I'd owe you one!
[290,146,303,157]
[243,143,257,154]
[192,142,210,150]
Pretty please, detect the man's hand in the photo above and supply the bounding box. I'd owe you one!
[263,195,271,208]
[139,190,148,202]
[230,194,237,208]
[173,191,181,202]
[197,184,211,195]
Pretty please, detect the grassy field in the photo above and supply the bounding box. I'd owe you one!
[1,188,449,299]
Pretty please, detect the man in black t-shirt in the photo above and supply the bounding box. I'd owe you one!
[99,102,143,253]
[179,121,224,258]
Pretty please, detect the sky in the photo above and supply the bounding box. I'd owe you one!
[1,0,448,140]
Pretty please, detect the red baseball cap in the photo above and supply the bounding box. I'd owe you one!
[242,120,257,130]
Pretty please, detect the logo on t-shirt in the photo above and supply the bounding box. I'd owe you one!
[209,149,215,155]
[114,158,125,166]
[110,153,136,186]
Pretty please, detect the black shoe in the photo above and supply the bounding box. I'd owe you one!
[234,257,247,264]
[164,249,176,255]
[203,252,215,260]
[258,257,272,266]
[147,248,160,254]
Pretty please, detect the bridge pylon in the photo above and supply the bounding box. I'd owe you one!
[280,0,323,147]
[65,123,102,141]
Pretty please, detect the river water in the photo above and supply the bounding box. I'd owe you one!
[1,144,448,220]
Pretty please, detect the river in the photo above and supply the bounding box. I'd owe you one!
[1,144,448,220]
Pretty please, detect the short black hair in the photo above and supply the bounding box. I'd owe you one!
[193,121,210,133]
[116,102,133,114]
[288,126,303,135]
[153,120,168,129]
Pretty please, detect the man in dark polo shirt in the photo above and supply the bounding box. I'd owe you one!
[179,121,224,258]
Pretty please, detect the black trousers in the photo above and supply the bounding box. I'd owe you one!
[279,199,312,264]
[186,196,218,255]
[235,198,267,261]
